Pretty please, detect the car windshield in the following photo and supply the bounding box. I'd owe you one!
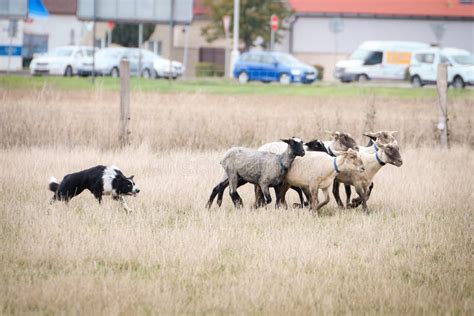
[451,54,474,65]
[350,49,371,60]
[49,47,74,57]
[273,53,301,65]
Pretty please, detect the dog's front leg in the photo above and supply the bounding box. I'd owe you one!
[114,195,132,213]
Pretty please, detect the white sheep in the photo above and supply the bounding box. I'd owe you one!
[279,149,365,215]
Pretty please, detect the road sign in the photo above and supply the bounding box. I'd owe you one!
[0,0,28,18]
[271,14,279,31]
[77,0,193,24]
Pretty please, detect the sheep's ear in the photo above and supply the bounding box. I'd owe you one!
[281,139,290,144]
[325,131,340,139]
[388,130,398,136]
[363,132,378,141]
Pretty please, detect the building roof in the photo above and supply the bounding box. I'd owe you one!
[42,0,76,15]
[289,0,474,19]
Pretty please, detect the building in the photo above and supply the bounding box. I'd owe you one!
[283,0,474,80]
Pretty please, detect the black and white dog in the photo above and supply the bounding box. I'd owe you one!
[49,165,139,213]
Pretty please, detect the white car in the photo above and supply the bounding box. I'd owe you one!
[30,46,94,77]
[335,41,430,82]
[409,47,474,89]
[153,55,185,79]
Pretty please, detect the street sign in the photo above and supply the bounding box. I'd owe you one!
[271,15,279,31]
[77,0,193,24]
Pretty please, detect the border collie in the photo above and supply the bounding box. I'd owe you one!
[49,165,139,213]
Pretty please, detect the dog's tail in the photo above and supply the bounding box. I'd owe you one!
[49,176,59,192]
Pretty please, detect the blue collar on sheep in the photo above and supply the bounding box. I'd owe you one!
[373,143,386,166]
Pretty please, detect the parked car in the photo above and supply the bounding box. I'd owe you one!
[334,41,430,82]
[153,54,185,79]
[30,46,94,76]
[233,52,317,84]
[95,47,184,79]
[409,47,474,89]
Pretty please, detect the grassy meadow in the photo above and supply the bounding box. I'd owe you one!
[0,77,473,314]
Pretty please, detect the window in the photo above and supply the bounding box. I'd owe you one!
[260,54,275,64]
[364,51,383,65]
[22,33,48,59]
[439,55,449,64]
[415,53,435,64]
[459,0,472,4]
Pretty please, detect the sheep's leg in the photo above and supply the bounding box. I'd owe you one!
[302,189,311,207]
[216,177,246,207]
[259,184,272,206]
[309,184,320,215]
[332,179,345,208]
[344,184,352,208]
[228,173,243,208]
[353,186,368,214]
[290,186,305,208]
[207,177,229,208]
[366,182,374,200]
[254,185,265,208]
[316,188,330,210]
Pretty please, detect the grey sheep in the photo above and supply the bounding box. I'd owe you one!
[207,138,305,208]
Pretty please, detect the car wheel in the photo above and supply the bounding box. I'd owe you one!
[279,73,291,85]
[411,75,423,88]
[64,66,73,77]
[357,74,369,82]
[141,68,151,79]
[238,72,249,84]
[452,76,465,89]
[111,67,120,78]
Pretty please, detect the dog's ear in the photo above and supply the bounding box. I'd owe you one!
[129,175,134,180]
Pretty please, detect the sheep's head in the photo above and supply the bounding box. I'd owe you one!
[340,149,365,173]
[326,131,359,151]
[364,130,398,146]
[304,139,326,152]
[282,137,305,157]
[379,143,403,167]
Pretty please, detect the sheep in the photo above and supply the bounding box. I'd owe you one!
[206,138,305,209]
[332,140,403,213]
[335,130,399,209]
[256,131,359,208]
[278,149,365,215]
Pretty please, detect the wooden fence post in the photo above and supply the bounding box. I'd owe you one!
[436,63,448,149]
[120,59,130,146]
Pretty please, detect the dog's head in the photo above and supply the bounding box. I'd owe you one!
[114,174,140,196]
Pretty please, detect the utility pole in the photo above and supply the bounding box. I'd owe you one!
[168,0,175,82]
[229,0,240,78]
[138,23,143,77]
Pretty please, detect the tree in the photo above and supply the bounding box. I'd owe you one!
[112,24,155,47]
[201,0,293,51]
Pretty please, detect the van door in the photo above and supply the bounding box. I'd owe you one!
[362,51,384,79]
[418,53,437,83]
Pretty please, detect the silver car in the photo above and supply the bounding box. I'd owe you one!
[94,47,156,78]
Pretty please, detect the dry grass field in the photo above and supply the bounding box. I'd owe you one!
[0,83,473,314]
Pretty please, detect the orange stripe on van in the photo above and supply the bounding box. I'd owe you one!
[386,52,412,65]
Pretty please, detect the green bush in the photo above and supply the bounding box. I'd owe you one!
[195,62,225,77]
[314,64,324,81]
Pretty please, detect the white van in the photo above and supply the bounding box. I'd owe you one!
[409,47,474,89]
[335,41,430,82]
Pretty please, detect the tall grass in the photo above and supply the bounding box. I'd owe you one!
[0,89,473,150]
[0,88,472,314]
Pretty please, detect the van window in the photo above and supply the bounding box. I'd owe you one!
[415,53,435,64]
[364,51,383,65]
[440,55,449,64]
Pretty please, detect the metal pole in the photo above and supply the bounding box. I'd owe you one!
[230,0,240,78]
[225,31,230,77]
[270,29,274,51]
[138,23,143,77]
[7,20,12,74]
[168,0,175,82]
[183,24,189,78]
[92,0,96,83]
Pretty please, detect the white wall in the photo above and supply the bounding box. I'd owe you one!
[23,15,90,50]
[292,17,474,54]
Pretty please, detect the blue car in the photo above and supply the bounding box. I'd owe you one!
[233,52,318,84]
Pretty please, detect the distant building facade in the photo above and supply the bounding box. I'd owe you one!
[281,0,474,80]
